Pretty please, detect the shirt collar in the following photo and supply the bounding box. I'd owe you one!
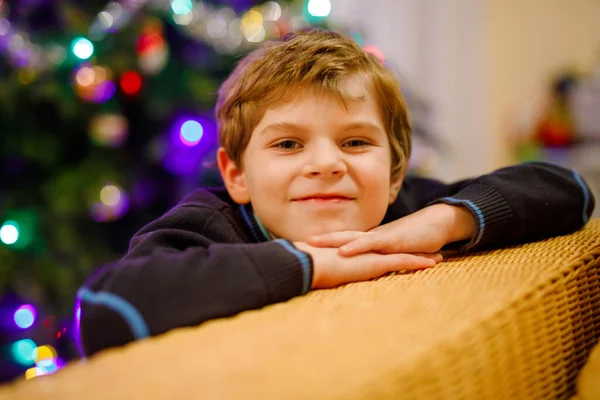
[239,203,273,242]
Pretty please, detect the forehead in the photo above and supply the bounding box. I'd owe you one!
[259,75,382,123]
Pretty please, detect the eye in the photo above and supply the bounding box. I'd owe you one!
[274,139,302,149]
[343,139,370,147]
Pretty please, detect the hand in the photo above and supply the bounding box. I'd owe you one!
[307,204,477,257]
[294,242,442,289]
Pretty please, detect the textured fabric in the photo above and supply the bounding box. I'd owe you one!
[577,337,600,400]
[3,220,599,400]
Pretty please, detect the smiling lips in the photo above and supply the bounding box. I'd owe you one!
[293,194,355,203]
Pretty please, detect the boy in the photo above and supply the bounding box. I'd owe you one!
[77,30,595,357]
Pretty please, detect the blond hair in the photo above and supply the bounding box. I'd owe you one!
[216,29,412,179]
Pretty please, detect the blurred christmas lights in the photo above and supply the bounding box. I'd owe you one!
[14,304,36,329]
[89,113,129,147]
[71,37,94,60]
[74,65,116,103]
[120,71,142,95]
[171,0,193,16]
[180,120,204,146]
[12,339,37,366]
[91,184,130,222]
[307,0,331,17]
[0,220,19,245]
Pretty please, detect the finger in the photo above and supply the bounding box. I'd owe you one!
[379,253,438,272]
[413,253,443,263]
[307,231,367,248]
[338,234,392,256]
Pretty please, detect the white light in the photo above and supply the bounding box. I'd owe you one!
[173,12,194,26]
[171,0,193,15]
[206,16,228,39]
[307,0,331,17]
[72,38,94,60]
[262,1,282,21]
[106,2,123,20]
[98,11,114,30]
[0,222,19,245]
[8,34,24,52]
[244,25,265,43]
[100,185,122,207]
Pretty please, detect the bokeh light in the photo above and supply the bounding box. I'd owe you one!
[180,120,204,146]
[363,45,385,64]
[307,0,331,17]
[0,220,19,245]
[162,115,217,176]
[74,65,116,103]
[171,0,193,15]
[100,185,122,207]
[91,184,129,222]
[33,345,57,364]
[89,113,128,147]
[25,367,45,380]
[14,304,36,329]
[11,339,37,366]
[120,71,142,95]
[242,9,265,43]
[71,37,94,60]
[261,1,282,21]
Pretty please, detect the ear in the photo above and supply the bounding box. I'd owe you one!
[389,170,406,204]
[217,147,250,204]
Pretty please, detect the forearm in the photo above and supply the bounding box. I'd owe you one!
[78,240,309,357]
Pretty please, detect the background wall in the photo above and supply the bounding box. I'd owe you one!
[331,0,600,180]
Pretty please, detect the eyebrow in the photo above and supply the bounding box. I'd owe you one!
[260,121,383,136]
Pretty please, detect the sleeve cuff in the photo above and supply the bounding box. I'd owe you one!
[432,184,513,251]
[248,240,314,299]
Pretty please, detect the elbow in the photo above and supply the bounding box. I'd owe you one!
[75,268,151,357]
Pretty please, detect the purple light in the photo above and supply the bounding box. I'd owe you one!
[162,115,217,176]
[90,80,117,103]
[14,304,36,329]
[180,120,204,146]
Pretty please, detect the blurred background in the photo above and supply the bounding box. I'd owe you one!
[1,0,599,383]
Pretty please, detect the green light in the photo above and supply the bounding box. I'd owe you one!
[1,210,38,250]
[0,220,19,245]
[12,339,37,367]
[71,37,94,60]
[171,0,193,15]
[307,0,331,17]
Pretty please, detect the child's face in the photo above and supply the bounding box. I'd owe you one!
[220,75,404,241]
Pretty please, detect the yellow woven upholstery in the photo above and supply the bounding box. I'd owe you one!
[2,220,600,400]
[577,335,600,400]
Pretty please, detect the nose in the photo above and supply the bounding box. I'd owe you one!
[301,140,347,178]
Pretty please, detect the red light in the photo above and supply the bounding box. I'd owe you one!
[57,332,61,339]
[120,71,142,95]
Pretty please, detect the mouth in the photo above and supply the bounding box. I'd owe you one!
[293,195,355,202]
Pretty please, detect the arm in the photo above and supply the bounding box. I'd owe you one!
[77,200,312,357]
[394,161,595,249]
[308,162,594,255]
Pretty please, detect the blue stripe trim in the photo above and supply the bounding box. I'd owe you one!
[252,213,273,240]
[572,170,591,225]
[439,197,485,247]
[274,239,312,293]
[240,204,263,242]
[77,288,150,339]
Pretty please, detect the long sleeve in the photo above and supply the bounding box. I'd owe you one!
[77,193,313,357]
[390,161,595,250]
